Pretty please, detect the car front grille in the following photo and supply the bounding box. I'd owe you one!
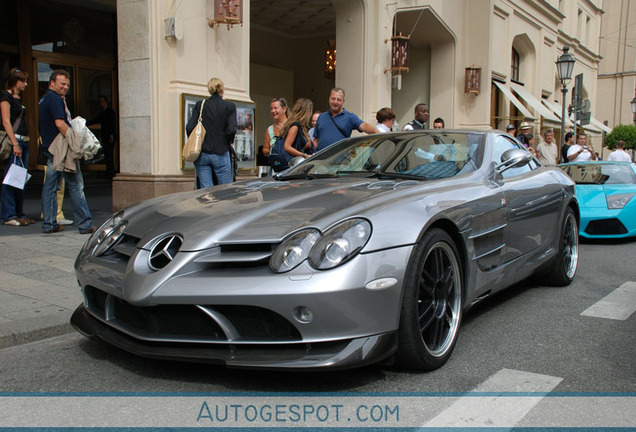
[83,286,301,343]
[585,218,627,235]
[213,305,301,339]
[113,299,226,339]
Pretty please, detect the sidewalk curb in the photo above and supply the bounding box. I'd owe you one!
[0,311,74,349]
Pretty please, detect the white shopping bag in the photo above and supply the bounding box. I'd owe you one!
[2,156,28,189]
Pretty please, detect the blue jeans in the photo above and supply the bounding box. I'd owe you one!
[1,139,28,221]
[41,156,93,232]
[194,150,232,188]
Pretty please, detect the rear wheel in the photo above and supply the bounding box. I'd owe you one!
[396,229,463,370]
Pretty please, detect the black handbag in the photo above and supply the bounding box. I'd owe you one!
[256,145,270,166]
[37,137,47,165]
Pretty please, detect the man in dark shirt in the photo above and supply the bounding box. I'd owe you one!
[39,69,94,234]
[561,131,574,163]
[87,95,117,177]
[403,103,430,130]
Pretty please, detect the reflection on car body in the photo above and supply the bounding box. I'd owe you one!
[71,130,579,371]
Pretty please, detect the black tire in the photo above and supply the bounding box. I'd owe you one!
[535,207,579,286]
[396,228,463,370]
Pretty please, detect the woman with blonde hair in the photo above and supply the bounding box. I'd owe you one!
[280,98,313,157]
[185,77,236,188]
[1,67,35,226]
[262,97,288,157]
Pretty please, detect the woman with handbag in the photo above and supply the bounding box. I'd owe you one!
[1,67,35,226]
[269,98,313,172]
[185,78,236,188]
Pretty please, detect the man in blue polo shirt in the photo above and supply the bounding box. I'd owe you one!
[313,88,378,151]
[39,69,95,234]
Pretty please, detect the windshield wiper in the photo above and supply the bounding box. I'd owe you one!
[278,173,340,180]
[335,170,376,176]
[369,171,427,181]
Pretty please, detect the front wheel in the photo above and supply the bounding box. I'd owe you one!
[536,207,579,286]
[396,229,463,371]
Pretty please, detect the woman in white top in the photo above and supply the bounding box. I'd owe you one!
[262,98,288,157]
[375,107,396,133]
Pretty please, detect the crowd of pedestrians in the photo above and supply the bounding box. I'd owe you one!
[253,88,450,172]
[3,70,633,228]
[506,120,634,164]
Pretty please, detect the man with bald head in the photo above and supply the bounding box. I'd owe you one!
[313,87,378,151]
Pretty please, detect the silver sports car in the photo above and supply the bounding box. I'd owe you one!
[71,130,579,371]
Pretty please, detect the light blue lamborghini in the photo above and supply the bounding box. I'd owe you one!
[559,161,636,239]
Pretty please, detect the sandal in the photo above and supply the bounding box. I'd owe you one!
[21,217,37,225]
[4,217,27,226]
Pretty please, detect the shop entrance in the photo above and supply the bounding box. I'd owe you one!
[0,0,117,171]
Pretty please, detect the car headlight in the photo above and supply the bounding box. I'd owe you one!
[606,193,634,209]
[270,219,373,273]
[270,229,320,273]
[83,211,127,256]
[309,219,372,270]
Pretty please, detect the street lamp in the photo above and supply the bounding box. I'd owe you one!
[556,45,576,153]
[631,95,636,125]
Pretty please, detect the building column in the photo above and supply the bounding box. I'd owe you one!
[113,0,251,211]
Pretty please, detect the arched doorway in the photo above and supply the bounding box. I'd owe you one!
[391,8,456,129]
[249,0,336,152]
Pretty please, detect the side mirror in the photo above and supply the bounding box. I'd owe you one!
[496,148,532,174]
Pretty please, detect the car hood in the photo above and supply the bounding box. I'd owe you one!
[576,184,634,208]
[123,178,427,251]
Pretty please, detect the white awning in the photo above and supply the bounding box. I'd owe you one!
[542,99,573,127]
[589,117,612,134]
[493,81,534,120]
[510,83,561,122]
[541,99,612,134]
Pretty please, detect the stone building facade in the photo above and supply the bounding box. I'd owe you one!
[0,0,621,210]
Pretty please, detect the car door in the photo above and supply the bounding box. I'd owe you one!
[491,135,564,263]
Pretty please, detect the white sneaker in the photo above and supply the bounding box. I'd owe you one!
[58,218,74,226]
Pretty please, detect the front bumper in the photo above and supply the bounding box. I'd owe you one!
[72,244,413,369]
[71,304,398,370]
[580,209,636,238]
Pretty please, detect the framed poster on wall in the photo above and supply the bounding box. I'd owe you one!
[181,94,256,172]
[231,100,256,171]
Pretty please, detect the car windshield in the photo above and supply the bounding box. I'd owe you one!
[280,132,485,180]
[559,163,636,185]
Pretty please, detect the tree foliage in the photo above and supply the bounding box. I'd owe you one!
[605,124,636,150]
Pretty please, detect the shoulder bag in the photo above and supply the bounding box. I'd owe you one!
[182,99,206,162]
[328,112,348,139]
[0,111,24,160]
[268,122,306,172]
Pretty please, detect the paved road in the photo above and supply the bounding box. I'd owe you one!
[1,240,634,391]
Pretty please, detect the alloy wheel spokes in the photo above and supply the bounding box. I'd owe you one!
[418,300,436,332]
[418,243,459,353]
